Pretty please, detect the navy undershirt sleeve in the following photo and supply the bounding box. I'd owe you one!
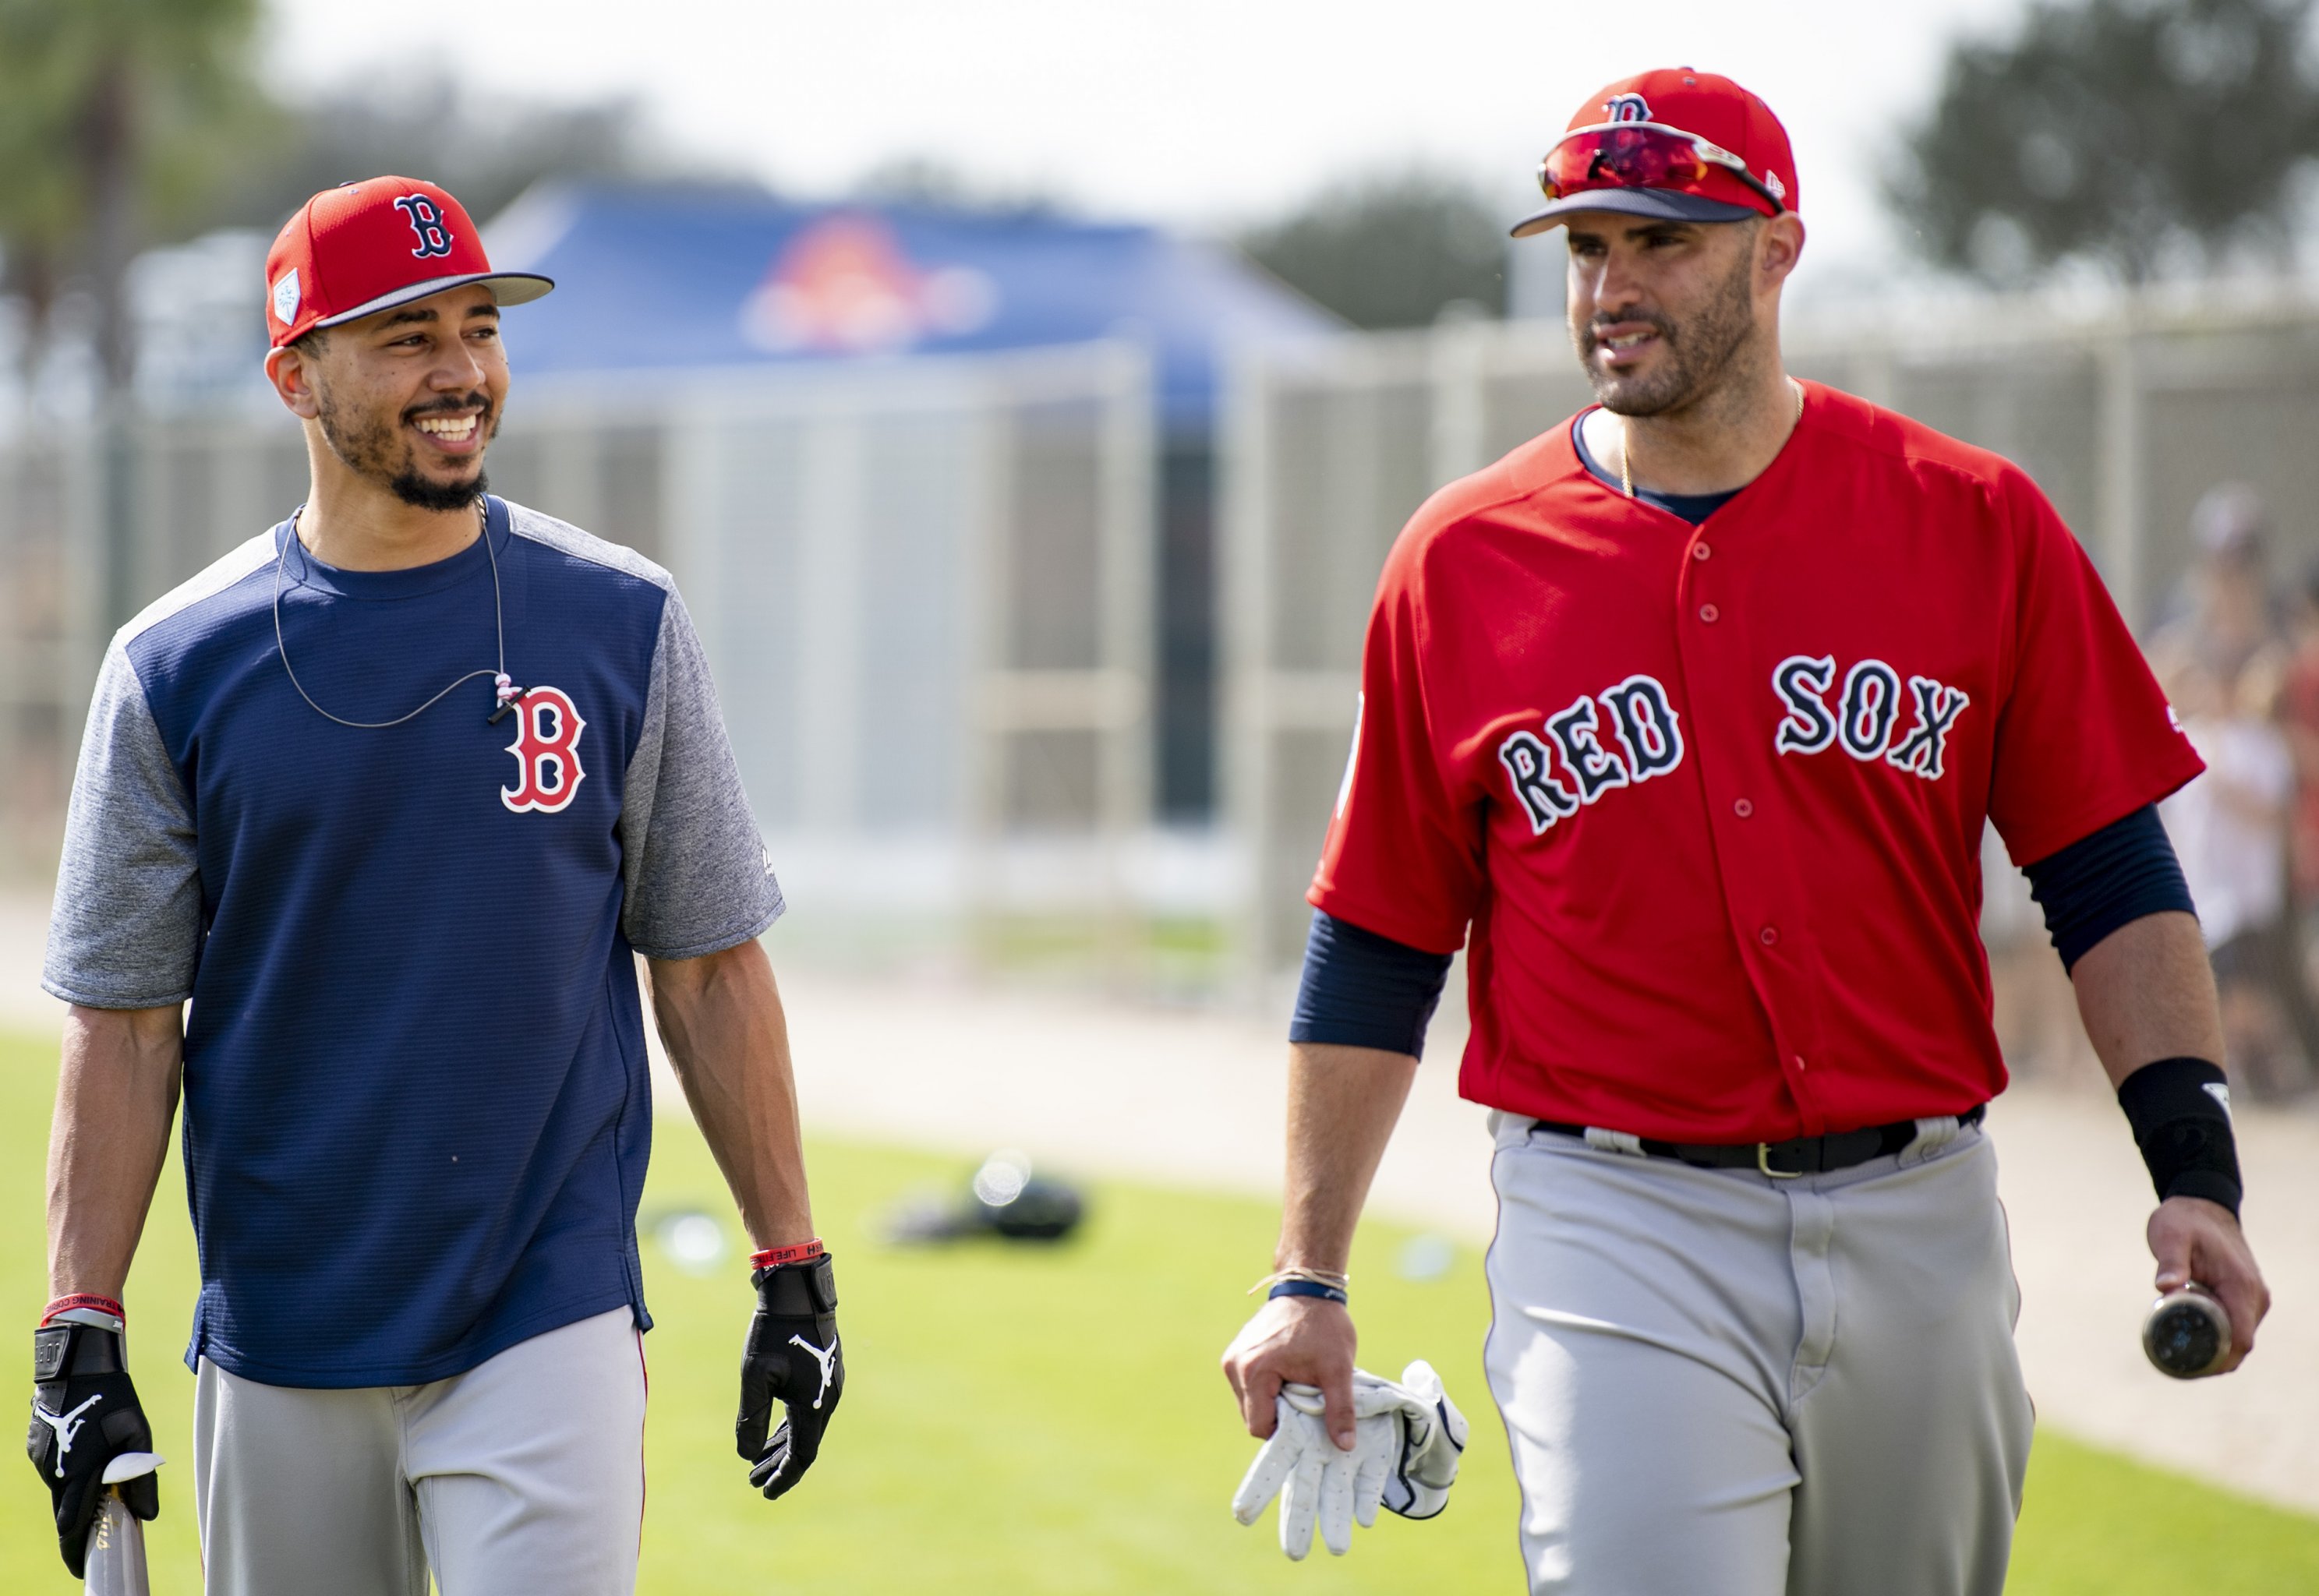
[1289,909,1455,1058]
[2021,804,2197,972]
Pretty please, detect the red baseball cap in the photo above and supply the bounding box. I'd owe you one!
[1511,68,1798,237]
[264,176,553,348]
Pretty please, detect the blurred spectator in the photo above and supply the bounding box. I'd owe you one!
[2150,485,2282,684]
[2151,486,2311,1099]
[2281,556,2319,983]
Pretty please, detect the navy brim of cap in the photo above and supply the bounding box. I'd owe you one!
[312,270,557,330]
[1509,186,1761,238]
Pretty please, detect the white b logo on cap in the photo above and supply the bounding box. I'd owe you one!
[271,269,301,326]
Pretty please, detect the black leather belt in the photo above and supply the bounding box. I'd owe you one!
[1531,1104,1985,1179]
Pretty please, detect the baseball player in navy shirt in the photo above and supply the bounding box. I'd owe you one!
[30,178,840,1593]
[1222,72,2272,1594]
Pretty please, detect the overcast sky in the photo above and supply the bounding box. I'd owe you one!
[267,0,2028,291]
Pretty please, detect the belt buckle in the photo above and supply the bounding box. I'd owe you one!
[1756,1142,1805,1179]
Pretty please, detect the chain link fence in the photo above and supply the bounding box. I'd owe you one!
[0,342,1157,959]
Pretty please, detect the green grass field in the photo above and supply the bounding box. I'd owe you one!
[5,1027,2318,1593]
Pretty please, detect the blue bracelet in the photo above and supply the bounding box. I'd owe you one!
[1267,1278,1349,1305]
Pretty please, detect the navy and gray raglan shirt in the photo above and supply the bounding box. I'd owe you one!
[42,496,783,1389]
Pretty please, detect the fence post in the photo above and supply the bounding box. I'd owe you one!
[1428,317,1487,489]
[658,406,721,654]
[2095,316,2145,629]
[963,377,1015,964]
[794,401,865,839]
[99,407,140,637]
[1219,343,1274,1002]
[1098,341,1158,982]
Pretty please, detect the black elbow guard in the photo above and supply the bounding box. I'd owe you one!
[2116,1058,2243,1219]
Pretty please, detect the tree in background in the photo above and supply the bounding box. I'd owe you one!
[1891,0,2319,284]
[1237,170,1505,329]
[0,0,269,393]
[0,1,677,408]
[207,79,674,241]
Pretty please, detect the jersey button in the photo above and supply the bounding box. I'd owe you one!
[1733,797,1754,817]
[1759,925,1779,947]
[1794,1054,1808,1072]
[1699,602,1720,623]
[1692,542,1712,560]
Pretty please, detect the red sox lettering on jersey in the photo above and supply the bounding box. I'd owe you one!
[1497,674,1685,833]
[501,687,587,814]
[1310,383,2202,1145]
[1497,657,1973,839]
[1771,655,1971,778]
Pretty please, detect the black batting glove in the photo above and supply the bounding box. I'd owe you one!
[27,1301,157,1578]
[736,1251,843,1500]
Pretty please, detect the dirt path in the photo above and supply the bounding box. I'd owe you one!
[5,893,2312,1513]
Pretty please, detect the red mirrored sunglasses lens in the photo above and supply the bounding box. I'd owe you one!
[1540,125,1713,200]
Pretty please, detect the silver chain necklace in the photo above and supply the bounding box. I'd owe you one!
[273,499,526,729]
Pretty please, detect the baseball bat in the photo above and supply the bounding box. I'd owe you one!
[83,1451,163,1596]
[2142,1285,2232,1379]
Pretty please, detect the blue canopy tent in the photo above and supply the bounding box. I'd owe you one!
[483,182,1338,431]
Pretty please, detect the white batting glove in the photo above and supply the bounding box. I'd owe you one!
[1359,1360,1469,1520]
[1231,1361,1469,1559]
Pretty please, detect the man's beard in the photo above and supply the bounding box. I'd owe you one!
[1577,242,1758,418]
[316,387,496,511]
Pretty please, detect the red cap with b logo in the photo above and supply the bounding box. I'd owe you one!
[1511,69,1798,237]
[263,176,554,348]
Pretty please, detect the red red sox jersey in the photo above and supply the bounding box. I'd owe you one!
[1310,382,2204,1142]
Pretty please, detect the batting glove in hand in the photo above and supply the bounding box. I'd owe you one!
[27,1308,157,1578]
[1365,1360,1469,1519]
[736,1252,842,1500]
[1231,1360,1469,1559]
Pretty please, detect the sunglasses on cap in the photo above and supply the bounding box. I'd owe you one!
[1540,122,1787,216]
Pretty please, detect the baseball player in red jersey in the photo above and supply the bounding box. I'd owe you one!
[1222,69,2271,1594]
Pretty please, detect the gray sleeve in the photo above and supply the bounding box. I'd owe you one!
[619,586,785,960]
[43,644,203,1008]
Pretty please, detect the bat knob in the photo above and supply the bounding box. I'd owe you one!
[2143,1285,2232,1379]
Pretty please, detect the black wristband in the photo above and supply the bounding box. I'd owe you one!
[2116,1057,2243,1218]
[1267,1279,1349,1305]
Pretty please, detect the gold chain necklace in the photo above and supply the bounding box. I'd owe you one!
[1620,379,1805,500]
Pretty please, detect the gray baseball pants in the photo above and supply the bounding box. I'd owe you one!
[192,1306,647,1596]
[1483,1111,2034,1596]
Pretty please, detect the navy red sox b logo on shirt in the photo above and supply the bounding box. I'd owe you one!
[394,194,456,259]
[1772,655,1971,779]
[1497,673,1685,835]
[501,687,587,813]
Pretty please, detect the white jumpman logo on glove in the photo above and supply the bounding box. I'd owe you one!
[788,1336,837,1410]
[32,1394,102,1478]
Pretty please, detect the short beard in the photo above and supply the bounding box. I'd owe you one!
[387,463,490,512]
[1577,235,1761,418]
[314,383,494,513]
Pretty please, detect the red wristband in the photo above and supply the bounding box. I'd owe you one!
[749,1238,825,1270]
[41,1294,125,1327]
